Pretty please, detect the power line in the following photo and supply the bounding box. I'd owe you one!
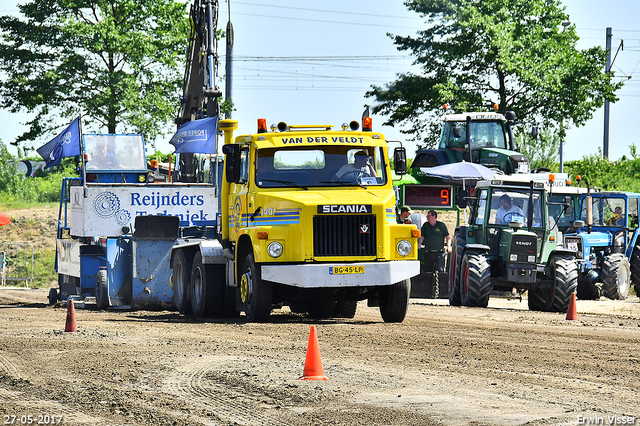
[233,1,419,21]
[231,11,422,30]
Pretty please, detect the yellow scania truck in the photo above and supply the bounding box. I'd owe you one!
[170,118,421,322]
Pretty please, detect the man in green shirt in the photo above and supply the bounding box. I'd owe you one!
[419,210,452,273]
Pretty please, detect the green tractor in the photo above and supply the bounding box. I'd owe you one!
[411,111,530,181]
[448,177,578,312]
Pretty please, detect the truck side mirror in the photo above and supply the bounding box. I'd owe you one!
[456,188,469,209]
[505,110,516,121]
[222,144,241,183]
[452,126,462,138]
[393,147,407,175]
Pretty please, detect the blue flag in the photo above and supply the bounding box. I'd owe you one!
[36,117,81,168]
[169,117,218,154]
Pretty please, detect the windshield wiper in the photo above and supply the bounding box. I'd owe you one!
[260,179,308,190]
[319,181,368,188]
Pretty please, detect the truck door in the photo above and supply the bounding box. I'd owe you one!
[229,146,250,241]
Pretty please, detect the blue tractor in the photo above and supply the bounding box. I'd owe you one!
[563,191,640,300]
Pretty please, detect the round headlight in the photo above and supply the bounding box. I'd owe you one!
[267,241,283,258]
[396,240,412,257]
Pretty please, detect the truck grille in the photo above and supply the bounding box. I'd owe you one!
[313,214,376,257]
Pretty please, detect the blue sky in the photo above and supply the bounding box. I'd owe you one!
[1,0,639,164]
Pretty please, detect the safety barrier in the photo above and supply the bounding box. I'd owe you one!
[0,243,34,288]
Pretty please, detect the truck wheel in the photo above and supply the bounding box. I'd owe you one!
[95,269,109,310]
[48,288,58,306]
[460,252,491,308]
[190,252,224,318]
[172,249,192,315]
[379,279,410,323]
[448,233,464,306]
[240,253,272,322]
[550,255,578,312]
[335,300,357,318]
[602,254,631,300]
[307,301,337,319]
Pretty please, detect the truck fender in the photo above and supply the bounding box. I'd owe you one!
[198,240,226,265]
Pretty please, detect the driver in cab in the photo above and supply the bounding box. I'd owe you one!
[496,194,524,225]
[333,150,376,181]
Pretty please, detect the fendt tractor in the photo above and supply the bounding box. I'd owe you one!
[448,175,580,312]
[410,111,530,182]
[563,189,640,300]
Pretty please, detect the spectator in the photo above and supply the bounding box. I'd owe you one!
[418,210,452,274]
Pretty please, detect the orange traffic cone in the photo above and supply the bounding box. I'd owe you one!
[64,299,78,333]
[565,293,577,321]
[299,325,328,380]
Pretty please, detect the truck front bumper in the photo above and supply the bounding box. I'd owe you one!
[261,261,420,288]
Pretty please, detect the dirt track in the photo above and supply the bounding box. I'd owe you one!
[1,288,639,426]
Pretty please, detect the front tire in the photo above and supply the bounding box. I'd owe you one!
[307,301,337,320]
[460,252,491,308]
[335,300,358,318]
[95,269,109,310]
[379,279,410,323]
[448,233,464,306]
[602,254,631,300]
[240,253,273,322]
[172,249,192,315]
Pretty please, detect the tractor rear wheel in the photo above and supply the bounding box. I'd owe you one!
[630,243,640,296]
[602,254,631,300]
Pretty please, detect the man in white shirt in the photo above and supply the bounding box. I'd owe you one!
[333,151,376,181]
[496,194,524,224]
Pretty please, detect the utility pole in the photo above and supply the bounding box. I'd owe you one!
[225,1,234,119]
[603,27,612,159]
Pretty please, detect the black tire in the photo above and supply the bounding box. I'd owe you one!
[379,279,410,323]
[529,256,578,312]
[190,253,224,318]
[240,253,273,322]
[602,254,631,300]
[447,233,464,306]
[172,250,192,315]
[307,301,337,319]
[630,243,640,290]
[577,280,600,300]
[48,288,58,306]
[334,300,357,318]
[460,252,491,308]
[550,256,578,312]
[95,269,109,310]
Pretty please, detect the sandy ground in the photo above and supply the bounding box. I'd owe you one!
[1,287,639,426]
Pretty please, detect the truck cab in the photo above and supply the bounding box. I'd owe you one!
[213,119,421,322]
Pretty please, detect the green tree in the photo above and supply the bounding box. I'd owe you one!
[0,0,188,148]
[517,127,559,171]
[367,0,623,150]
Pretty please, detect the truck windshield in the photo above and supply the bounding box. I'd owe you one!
[580,197,626,227]
[255,146,387,188]
[84,134,146,171]
[440,121,508,150]
[488,188,543,227]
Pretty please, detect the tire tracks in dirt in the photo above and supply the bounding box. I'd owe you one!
[163,355,292,426]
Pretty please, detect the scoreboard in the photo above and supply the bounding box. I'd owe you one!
[403,185,454,209]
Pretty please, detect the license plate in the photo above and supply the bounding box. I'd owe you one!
[567,242,578,252]
[329,266,364,275]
